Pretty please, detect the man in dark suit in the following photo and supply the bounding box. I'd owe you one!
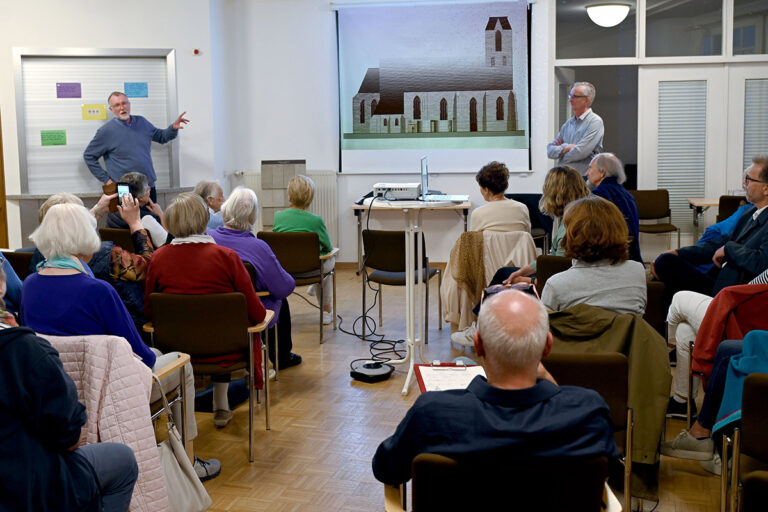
[652,155,768,297]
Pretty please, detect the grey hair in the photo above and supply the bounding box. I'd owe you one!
[107,91,126,106]
[193,180,222,201]
[30,203,101,260]
[477,290,549,370]
[591,153,626,184]
[221,187,259,232]
[119,172,149,198]
[573,81,596,105]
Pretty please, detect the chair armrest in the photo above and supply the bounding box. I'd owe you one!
[384,484,406,512]
[320,247,340,260]
[153,352,191,380]
[143,322,154,333]
[247,309,275,334]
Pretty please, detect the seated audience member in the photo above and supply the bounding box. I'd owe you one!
[0,253,23,315]
[541,196,647,315]
[193,180,225,230]
[585,152,642,262]
[145,192,266,429]
[0,267,18,327]
[107,172,170,247]
[652,155,768,297]
[661,332,768,475]
[451,165,590,346]
[372,289,618,486]
[209,187,301,369]
[273,175,335,324]
[30,192,154,337]
[665,267,768,419]
[469,161,530,232]
[0,325,138,511]
[21,201,220,481]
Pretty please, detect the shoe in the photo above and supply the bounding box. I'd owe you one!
[278,353,302,369]
[213,409,233,428]
[701,453,722,476]
[661,429,714,460]
[322,311,334,325]
[666,397,697,420]
[268,368,276,380]
[307,284,318,297]
[450,323,477,347]
[194,457,221,482]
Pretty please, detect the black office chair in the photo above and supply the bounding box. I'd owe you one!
[361,230,441,343]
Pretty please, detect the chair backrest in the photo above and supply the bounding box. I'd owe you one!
[1,250,34,281]
[535,254,571,296]
[148,293,249,357]
[505,193,554,235]
[541,352,629,437]
[98,227,134,252]
[717,195,747,223]
[362,229,427,272]
[741,373,768,463]
[257,231,320,275]
[411,452,608,511]
[629,189,671,220]
[483,230,538,284]
[644,280,669,338]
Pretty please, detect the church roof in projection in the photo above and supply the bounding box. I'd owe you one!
[370,62,514,115]
[485,16,511,30]
[358,68,380,93]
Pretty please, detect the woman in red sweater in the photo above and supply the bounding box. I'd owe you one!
[145,192,266,428]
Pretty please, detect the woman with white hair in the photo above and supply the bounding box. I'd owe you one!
[585,152,642,262]
[209,186,302,369]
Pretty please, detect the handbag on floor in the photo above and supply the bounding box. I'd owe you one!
[153,375,212,512]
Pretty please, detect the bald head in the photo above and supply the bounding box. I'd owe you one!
[477,290,549,371]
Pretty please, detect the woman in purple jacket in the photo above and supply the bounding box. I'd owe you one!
[209,187,302,369]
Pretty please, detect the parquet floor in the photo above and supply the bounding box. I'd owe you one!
[193,266,720,511]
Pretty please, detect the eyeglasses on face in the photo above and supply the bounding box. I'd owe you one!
[744,174,767,185]
[568,94,588,100]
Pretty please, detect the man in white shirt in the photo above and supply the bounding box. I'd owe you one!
[546,82,604,175]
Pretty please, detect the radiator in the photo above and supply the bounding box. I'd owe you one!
[229,170,338,247]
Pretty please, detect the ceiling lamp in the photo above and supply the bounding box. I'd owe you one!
[586,3,631,28]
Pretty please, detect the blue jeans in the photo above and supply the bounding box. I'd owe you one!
[77,442,138,512]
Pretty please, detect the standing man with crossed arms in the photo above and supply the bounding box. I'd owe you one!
[84,91,189,202]
[547,81,604,175]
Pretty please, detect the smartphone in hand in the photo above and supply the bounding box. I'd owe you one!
[117,183,130,206]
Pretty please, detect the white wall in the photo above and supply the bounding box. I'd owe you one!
[210,0,553,262]
[0,0,216,247]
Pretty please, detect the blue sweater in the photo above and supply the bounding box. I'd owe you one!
[83,115,177,186]
[21,272,156,368]
[591,177,643,262]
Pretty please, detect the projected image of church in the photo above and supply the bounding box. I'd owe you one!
[348,17,523,138]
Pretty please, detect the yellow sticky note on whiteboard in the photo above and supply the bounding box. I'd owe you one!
[82,104,107,120]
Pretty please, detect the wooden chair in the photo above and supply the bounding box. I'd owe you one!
[716,195,747,223]
[385,452,609,512]
[542,352,633,512]
[98,227,134,252]
[361,229,441,342]
[243,261,280,380]
[629,189,681,250]
[150,352,192,451]
[1,250,34,280]
[534,254,571,297]
[257,231,338,343]
[143,292,274,462]
[725,373,768,512]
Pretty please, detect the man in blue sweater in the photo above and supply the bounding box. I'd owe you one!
[83,91,189,202]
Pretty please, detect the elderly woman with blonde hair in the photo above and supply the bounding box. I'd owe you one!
[273,175,335,324]
[144,191,266,429]
[209,186,301,369]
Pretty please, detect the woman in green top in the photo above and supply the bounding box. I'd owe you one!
[273,175,335,324]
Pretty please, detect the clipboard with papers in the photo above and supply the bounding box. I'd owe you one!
[414,362,486,393]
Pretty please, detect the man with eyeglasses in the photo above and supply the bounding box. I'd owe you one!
[546,82,604,175]
[372,289,617,488]
[84,91,189,203]
[652,155,768,297]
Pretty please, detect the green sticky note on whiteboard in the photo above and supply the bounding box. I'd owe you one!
[41,130,67,146]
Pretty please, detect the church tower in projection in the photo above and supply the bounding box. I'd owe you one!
[485,16,513,68]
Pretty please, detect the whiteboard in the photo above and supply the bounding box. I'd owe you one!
[15,50,177,194]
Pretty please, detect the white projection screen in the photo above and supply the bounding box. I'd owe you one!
[337,1,530,174]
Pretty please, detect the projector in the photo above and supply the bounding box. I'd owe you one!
[373,182,421,200]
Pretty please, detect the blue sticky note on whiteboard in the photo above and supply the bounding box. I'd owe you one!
[124,82,148,98]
